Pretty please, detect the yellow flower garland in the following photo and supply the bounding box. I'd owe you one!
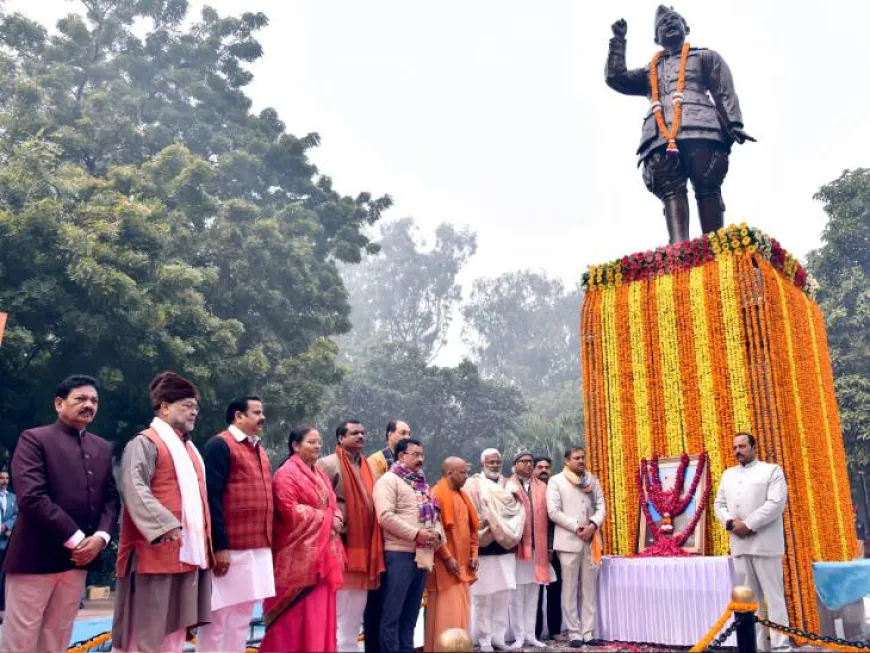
[582,226,855,631]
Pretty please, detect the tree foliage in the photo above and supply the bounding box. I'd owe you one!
[807,168,870,473]
[0,1,390,449]
[462,270,582,397]
[338,218,476,362]
[320,343,525,478]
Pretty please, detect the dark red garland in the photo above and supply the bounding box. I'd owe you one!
[635,452,712,557]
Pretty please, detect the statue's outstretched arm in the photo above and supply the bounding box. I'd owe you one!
[605,36,649,97]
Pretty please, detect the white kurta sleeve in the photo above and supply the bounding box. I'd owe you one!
[713,472,732,526]
[743,465,787,533]
[547,478,579,532]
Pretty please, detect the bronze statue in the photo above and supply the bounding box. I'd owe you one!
[606,6,754,244]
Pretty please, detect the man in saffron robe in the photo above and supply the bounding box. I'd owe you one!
[425,457,480,652]
[508,451,551,649]
[198,396,275,652]
[318,420,385,652]
[112,372,213,653]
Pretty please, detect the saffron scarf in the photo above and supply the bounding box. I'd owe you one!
[390,462,438,525]
[433,478,480,533]
[335,447,385,582]
[563,468,603,566]
[266,455,344,629]
[511,474,551,584]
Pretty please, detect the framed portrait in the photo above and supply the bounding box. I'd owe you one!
[637,453,708,555]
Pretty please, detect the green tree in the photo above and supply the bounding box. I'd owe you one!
[807,168,870,474]
[0,1,390,450]
[338,218,476,362]
[462,270,583,397]
[320,343,525,477]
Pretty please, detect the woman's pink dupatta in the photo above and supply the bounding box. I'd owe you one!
[265,455,345,627]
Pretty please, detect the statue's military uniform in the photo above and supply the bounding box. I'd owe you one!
[605,8,746,240]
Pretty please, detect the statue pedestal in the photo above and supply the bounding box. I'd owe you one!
[581,224,855,633]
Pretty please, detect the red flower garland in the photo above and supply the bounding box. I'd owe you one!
[635,452,712,557]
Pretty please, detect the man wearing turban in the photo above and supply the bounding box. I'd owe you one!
[112,372,214,653]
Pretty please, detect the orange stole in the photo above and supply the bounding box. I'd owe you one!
[511,475,551,584]
[336,447,384,583]
[429,479,479,591]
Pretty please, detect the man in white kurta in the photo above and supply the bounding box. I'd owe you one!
[547,447,606,647]
[714,432,789,652]
[198,397,275,652]
[464,449,525,652]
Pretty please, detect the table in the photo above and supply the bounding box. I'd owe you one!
[813,560,870,640]
[596,556,737,646]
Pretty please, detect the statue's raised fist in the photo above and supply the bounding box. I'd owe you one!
[611,19,628,38]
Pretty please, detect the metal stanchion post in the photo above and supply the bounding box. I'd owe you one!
[732,585,758,653]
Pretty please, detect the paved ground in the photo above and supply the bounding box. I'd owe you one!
[77,598,114,619]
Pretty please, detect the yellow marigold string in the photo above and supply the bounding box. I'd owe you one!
[66,632,112,653]
[649,42,690,155]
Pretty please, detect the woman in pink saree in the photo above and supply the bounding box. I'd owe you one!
[260,424,345,652]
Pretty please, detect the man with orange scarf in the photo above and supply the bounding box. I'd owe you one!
[318,420,385,652]
[425,457,480,651]
[508,451,552,649]
[547,447,606,648]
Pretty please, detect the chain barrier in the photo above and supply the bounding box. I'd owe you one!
[706,620,739,650]
[757,617,870,651]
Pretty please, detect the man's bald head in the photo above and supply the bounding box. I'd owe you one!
[443,456,469,490]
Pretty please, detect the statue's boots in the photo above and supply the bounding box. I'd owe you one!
[696,191,725,235]
[663,193,691,244]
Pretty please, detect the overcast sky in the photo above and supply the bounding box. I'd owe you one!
[10,0,870,360]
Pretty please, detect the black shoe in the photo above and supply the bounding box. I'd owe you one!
[584,640,605,647]
[569,641,584,649]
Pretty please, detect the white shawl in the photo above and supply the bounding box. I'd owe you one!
[472,474,526,550]
[151,418,208,569]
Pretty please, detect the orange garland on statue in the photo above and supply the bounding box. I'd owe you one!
[649,42,690,156]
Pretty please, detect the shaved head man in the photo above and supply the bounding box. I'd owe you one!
[427,458,479,652]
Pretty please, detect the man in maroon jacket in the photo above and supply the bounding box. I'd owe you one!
[0,375,119,653]
[197,396,274,652]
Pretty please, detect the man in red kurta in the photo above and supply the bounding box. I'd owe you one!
[112,371,214,653]
[426,457,480,652]
[198,396,275,652]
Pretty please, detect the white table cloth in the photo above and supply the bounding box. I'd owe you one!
[595,556,737,646]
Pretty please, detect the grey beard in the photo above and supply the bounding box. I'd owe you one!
[483,470,502,482]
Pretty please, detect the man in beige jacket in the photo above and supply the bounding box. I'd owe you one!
[373,438,443,653]
[546,447,606,648]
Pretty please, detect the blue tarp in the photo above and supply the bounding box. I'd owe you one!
[813,559,870,611]
[68,604,264,648]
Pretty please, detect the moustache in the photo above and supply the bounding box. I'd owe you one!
[257,420,265,426]
[79,409,94,415]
